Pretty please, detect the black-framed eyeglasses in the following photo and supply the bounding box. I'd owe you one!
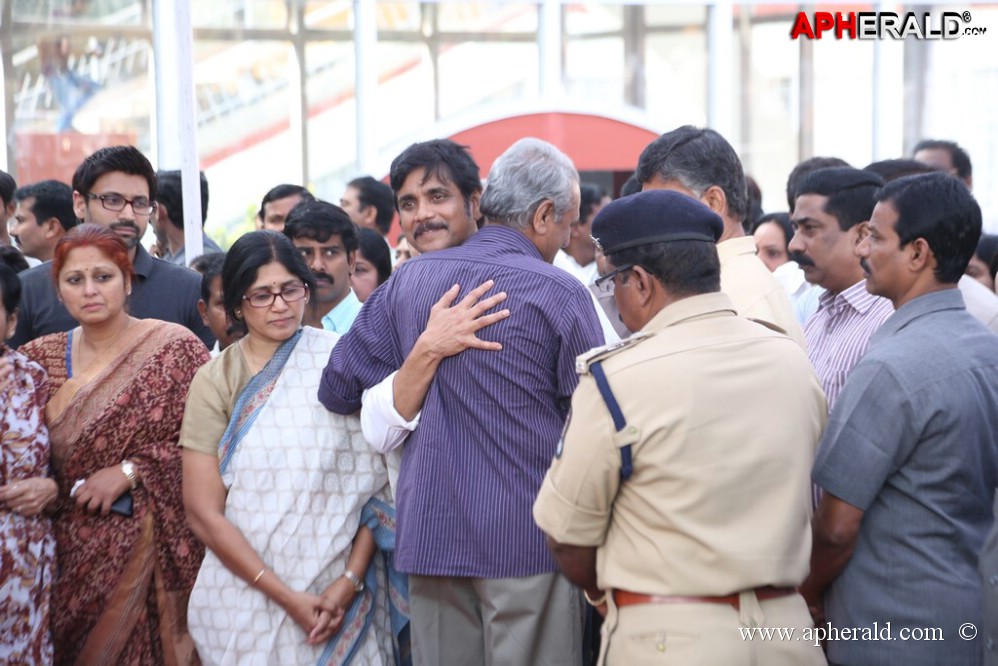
[242,284,309,308]
[87,193,157,215]
[594,264,635,295]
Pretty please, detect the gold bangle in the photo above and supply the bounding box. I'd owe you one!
[583,588,607,607]
[251,568,266,586]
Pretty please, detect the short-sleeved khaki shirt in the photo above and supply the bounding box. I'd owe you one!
[533,292,826,596]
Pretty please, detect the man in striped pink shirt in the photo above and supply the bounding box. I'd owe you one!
[789,166,894,409]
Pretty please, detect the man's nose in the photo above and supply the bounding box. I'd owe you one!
[788,230,804,254]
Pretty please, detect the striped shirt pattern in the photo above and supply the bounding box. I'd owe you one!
[319,225,605,578]
[804,279,893,508]
[804,279,894,410]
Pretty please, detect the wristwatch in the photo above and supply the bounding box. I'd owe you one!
[120,459,138,490]
[342,568,364,593]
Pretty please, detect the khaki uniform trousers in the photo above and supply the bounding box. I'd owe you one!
[599,590,827,665]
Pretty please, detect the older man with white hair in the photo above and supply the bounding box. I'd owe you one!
[320,137,604,665]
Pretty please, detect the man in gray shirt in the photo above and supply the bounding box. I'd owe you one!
[802,172,998,665]
[10,146,212,348]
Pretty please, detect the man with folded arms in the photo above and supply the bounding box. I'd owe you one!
[534,190,827,665]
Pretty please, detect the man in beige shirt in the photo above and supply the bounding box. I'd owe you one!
[534,190,827,665]
[636,125,806,348]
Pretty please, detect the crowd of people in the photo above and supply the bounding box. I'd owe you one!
[0,129,996,666]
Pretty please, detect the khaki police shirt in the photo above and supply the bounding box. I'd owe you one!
[718,236,807,349]
[533,292,826,596]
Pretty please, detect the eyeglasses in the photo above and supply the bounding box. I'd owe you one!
[594,264,635,295]
[242,284,309,308]
[87,193,157,215]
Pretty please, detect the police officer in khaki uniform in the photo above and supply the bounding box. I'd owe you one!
[533,190,828,665]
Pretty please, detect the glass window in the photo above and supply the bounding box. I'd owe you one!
[436,2,538,34]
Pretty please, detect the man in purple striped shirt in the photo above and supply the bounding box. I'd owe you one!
[320,138,603,665]
[789,166,894,409]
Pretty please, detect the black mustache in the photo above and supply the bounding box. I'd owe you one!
[312,272,334,285]
[859,258,872,275]
[789,251,815,268]
[413,221,447,237]
[111,221,141,234]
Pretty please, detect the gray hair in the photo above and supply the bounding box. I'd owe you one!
[479,138,579,230]
[635,126,749,222]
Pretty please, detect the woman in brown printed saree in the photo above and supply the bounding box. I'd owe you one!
[20,225,209,665]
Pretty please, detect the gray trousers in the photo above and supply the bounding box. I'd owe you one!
[410,571,584,666]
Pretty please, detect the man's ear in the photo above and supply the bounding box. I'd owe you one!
[851,221,870,246]
[470,190,483,223]
[346,249,357,272]
[42,218,61,239]
[197,299,210,326]
[531,199,555,234]
[908,237,935,273]
[72,191,87,221]
[700,185,728,217]
[360,206,377,228]
[628,265,656,304]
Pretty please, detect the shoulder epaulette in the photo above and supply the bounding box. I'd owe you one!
[576,332,651,375]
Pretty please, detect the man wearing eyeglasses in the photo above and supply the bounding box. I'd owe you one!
[534,189,827,665]
[9,145,213,348]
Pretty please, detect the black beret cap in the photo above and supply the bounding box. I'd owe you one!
[590,189,724,255]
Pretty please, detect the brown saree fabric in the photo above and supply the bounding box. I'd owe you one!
[21,321,209,666]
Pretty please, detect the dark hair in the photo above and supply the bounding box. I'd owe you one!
[863,158,939,183]
[283,199,358,254]
[0,245,30,274]
[13,180,77,232]
[875,172,981,284]
[0,170,16,206]
[0,263,21,314]
[609,240,720,298]
[71,146,157,201]
[258,184,313,220]
[156,170,209,230]
[190,251,227,302]
[913,139,972,180]
[389,139,482,212]
[975,234,998,267]
[356,227,392,286]
[786,156,850,209]
[222,230,316,324]
[620,173,642,197]
[752,212,793,248]
[795,167,883,231]
[580,183,605,222]
[989,247,998,284]
[348,176,395,234]
[52,223,135,285]
[636,126,748,222]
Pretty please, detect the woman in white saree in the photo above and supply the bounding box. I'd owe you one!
[181,231,407,665]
